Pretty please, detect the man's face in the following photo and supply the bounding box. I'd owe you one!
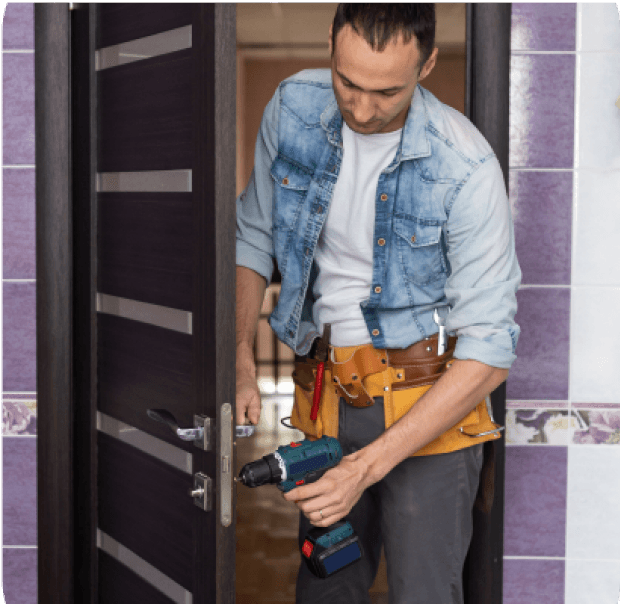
[329,23,438,134]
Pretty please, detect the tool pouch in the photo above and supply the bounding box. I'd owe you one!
[291,358,337,441]
[389,335,457,389]
[291,335,326,440]
[291,333,457,421]
[292,357,319,392]
[327,333,457,406]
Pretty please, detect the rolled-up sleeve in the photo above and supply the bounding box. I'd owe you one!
[236,84,281,287]
[443,154,522,369]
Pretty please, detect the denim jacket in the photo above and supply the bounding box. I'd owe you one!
[236,69,521,369]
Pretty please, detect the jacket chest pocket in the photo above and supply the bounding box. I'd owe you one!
[270,158,313,231]
[393,216,447,285]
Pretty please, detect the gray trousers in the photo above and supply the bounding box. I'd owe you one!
[295,396,484,604]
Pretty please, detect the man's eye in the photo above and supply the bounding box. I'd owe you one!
[341,80,397,96]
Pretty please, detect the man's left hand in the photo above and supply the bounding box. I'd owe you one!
[282,452,370,526]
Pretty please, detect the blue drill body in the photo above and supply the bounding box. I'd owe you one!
[274,436,342,492]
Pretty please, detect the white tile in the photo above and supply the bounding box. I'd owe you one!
[579,3,620,52]
[572,170,620,286]
[577,53,620,171]
[566,446,620,560]
[570,288,620,403]
[565,559,620,604]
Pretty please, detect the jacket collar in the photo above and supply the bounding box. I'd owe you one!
[320,83,431,161]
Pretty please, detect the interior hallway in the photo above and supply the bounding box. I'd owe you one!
[234,7,466,600]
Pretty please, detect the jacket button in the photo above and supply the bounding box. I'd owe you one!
[410,235,416,243]
[380,194,388,201]
[372,329,380,336]
[317,206,323,213]
[377,238,386,246]
[282,177,289,185]
[374,286,381,293]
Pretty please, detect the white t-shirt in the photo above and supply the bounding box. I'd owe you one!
[312,121,402,346]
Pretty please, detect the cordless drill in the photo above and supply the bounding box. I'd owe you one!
[237,435,364,579]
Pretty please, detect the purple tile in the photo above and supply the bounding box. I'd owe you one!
[509,171,572,285]
[2,3,35,50]
[3,282,37,392]
[3,548,38,604]
[3,53,35,166]
[3,437,37,545]
[509,54,575,169]
[3,400,37,435]
[3,168,36,279]
[507,288,570,400]
[504,446,567,557]
[512,3,576,51]
[503,559,565,604]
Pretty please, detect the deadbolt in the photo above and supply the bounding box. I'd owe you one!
[189,472,212,511]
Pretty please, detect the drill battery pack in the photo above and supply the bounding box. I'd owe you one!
[301,520,363,579]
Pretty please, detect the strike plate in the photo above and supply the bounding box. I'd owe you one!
[220,403,233,527]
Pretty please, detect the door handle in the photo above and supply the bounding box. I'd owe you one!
[146,408,255,451]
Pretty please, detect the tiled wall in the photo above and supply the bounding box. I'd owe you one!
[2,3,38,602]
[504,4,620,603]
[3,3,620,603]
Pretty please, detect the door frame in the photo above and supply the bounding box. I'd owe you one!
[462,5,512,604]
[35,4,510,603]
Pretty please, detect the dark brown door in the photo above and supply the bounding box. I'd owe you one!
[93,4,237,602]
[37,3,236,603]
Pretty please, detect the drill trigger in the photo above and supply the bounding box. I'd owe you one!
[304,468,328,484]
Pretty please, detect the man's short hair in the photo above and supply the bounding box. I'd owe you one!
[331,4,436,73]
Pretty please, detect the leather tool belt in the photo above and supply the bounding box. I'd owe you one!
[290,331,505,458]
[293,332,457,408]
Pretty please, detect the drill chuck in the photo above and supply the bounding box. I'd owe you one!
[238,453,284,487]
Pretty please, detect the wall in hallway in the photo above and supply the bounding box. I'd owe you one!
[2,2,38,602]
[503,4,620,603]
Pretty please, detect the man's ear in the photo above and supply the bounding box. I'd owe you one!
[328,24,333,55]
[418,47,439,82]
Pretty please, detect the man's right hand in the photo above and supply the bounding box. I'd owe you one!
[236,372,262,426]
[236,265,268,427]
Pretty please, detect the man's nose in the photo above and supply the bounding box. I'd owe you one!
[351,93,374,123]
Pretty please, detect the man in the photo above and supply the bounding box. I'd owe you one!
[236,4,521,603]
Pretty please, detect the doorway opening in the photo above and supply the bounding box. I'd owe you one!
[234,5,467,602]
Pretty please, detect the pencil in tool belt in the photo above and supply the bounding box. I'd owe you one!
[310,324,331,421]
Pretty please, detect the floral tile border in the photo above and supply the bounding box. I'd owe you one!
[4,394,618,444]
[3,395,37,435]
[506,409,571,444]
[506,404,620,445]
[570,408,620,445]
